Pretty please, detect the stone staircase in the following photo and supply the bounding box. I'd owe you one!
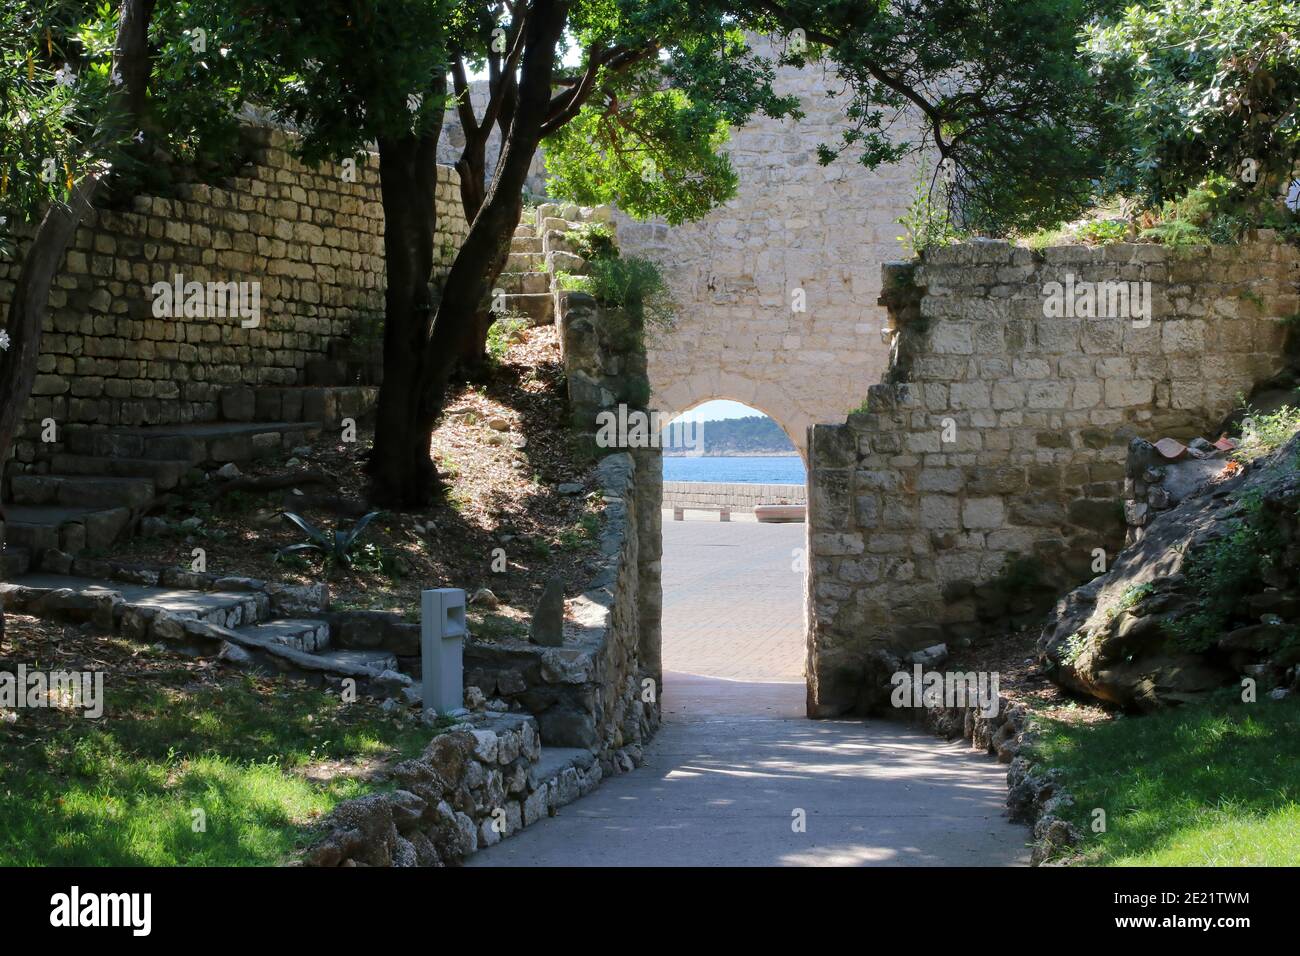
[0,571,406,686]
[1,381,381,577]
[494,206,605,327]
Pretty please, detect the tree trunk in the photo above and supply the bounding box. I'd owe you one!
[367,0,569,507]
[368,96,445,507]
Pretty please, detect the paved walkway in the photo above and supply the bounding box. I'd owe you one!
[469,516,1028,867]
[660,514,806,682]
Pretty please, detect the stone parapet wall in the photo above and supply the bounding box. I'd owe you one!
[0,126,468,465]
[806,236,1300,716]
[463,210,663,773]
[301,713,606,867]
[663,480,806,511]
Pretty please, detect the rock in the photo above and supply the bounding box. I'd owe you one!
[218,641,253,665]
[486,417,510,431]
[908,643,948,668]
[140,516,171,537]
[292,445,312,457]
[530,577,566,646]
[1269,687,1291,700]
[465,685,486,711]
[40,549,75,575]
[469,587,499,608]
[215,462,242,480]
[557,482,584,495]
[380,698,401,714]
[285,457,302,468]
[178,516,203,531]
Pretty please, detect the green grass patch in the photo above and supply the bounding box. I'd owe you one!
[1034,695,1300,865]
[0,670,447,866]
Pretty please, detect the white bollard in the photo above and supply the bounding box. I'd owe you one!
[421,588,466,714]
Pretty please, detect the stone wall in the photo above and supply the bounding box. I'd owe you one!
[302,712,607,867]
[663,480,806,511]
[621,37,919,451]
[0,126,468,465]
[806,236,1300,716]
[462,206,663,773]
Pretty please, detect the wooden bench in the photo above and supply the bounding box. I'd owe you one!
[671,505,731,522]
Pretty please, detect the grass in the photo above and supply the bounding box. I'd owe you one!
[0,651,448,866]
[1033,694,1300,865]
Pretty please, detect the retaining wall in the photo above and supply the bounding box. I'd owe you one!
[806,236,1300,716]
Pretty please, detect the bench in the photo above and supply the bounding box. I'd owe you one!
[671,505,731,522]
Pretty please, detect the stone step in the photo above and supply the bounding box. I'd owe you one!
[506,251,544,272]
[543,229,580,256]
[313,648,399,674]
[222,386,376,426]
[0,546,31,579]
[496,271,550,295]
[502,292,554,326]
[0,573,268,631]
[234,618,330,653]
[513,224,536,240]
[3,505,132,554]
[68,421,322,464]
[510,235,542,254]
[10,474,155,510]
[46,454,194,492]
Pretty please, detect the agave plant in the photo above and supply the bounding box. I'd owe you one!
[277,511,381,571]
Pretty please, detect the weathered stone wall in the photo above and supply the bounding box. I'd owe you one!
[462,206,663,772]
[0,126,468,464]
[663,480,806,511]
[302,712,608,867]
[621,37,919,451]
[806,236,1300,716]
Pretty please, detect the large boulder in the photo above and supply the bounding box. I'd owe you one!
[1041,434,1300,710]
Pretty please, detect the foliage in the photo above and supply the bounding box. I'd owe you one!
[585,254,675,334]
[1075,219,1129,245]
[1168,499,1285,651]
[1236,402,1300,459]
[742,0,1119,235]
[1086,0,1300,211]
[485,314,528,363]
[276,510,382,573]
[897,161,965,255]
[693,415,796,455]
[1033,695,1300,865]
[563,221,616,261]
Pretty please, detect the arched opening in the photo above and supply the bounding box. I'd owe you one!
[657,399,809,718]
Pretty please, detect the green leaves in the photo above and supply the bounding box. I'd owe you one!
[545,88,739,224]
[1086,0,1300,210]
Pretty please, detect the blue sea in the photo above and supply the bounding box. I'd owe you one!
[662,455,806,485]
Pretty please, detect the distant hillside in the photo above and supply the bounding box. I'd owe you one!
[664,415,796,456]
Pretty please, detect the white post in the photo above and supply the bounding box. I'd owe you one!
[421,588,466,714]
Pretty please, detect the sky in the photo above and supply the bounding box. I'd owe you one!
[668,400,766,424]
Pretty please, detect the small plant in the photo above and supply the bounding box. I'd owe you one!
[1236,402,1300,460]
[557,512,600,550]
[486,314,529,362]
[585,255,675,335]
[563,221,617,261]
[1076,219,1128,245]
[897,161,965,256]
[276,511,382,572]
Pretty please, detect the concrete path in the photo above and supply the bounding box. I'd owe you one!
[468,515,1028,867]
[660,515,806,682]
